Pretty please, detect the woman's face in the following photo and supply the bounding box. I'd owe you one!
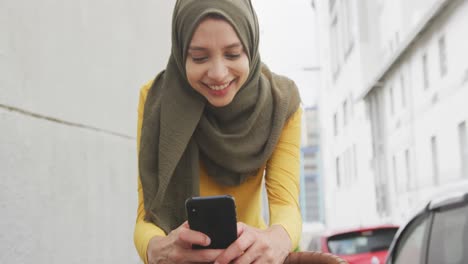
[185,18,250,107]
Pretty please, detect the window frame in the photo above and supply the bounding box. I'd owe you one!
[405,149,411,190]
[459,121,467,178]
[422,53,429,90]
[389,84,395,116]
[387,211,433,264]
[336,156,341,187]
[400,73,406,108]
[333,113,338,136]
[438,35,447,77]
[426,202,468,264]
[343,100,348,127]
[430,136,439,185]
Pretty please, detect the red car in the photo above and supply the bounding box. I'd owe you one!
[307,225,399,264]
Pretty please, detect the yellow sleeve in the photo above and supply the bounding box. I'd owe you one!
[133,81,166,264]
[265,107,303,250]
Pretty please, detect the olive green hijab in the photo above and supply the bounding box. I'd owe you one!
[139,0,301,234]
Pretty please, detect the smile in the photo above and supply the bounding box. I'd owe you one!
[205,79,235,91]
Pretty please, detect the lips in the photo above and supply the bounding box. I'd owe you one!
[207,82,230,90]
[204,79,235,91]
[203,79,236,97]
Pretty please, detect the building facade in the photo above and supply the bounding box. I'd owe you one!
[362,0,468,222]
[315,0,468,229]
[301,106,324,224]
[315,0,379,229]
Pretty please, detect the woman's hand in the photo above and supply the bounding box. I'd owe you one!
[214,222,292,264]
[147,221,223,264]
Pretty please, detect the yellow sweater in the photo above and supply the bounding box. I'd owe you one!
[133,81,302,263]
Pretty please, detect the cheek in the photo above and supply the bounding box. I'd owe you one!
[186,63,203,86]
[239,59,250,79]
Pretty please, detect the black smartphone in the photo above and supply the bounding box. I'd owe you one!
[185,195,238,249]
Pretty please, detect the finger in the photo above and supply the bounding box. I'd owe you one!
[232,249,260,264]
[248,253,279,264]
[180,248,224,263]
[237,222,246,237]
[178,228,212,247]
[232,238,265,264]
[214,229,256,264]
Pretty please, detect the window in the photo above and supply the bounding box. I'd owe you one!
[431,136,439,185]
[427,203,468,264]
[343,100,348,127]
[329,0,355,79]
[330,15,340,79]
[336,156,341,187]
[305,152,317,160]
[459,121,467,178]
[304,164,318,171]
[392,214,430,264]
[342,0,354,58]
[345,148,352,184]
[353,144,358,180]
[304,177,321,222]
[438,35,447,77]
[389,85,395,115]
[329,0,336,12]
[422,53,429,89]
[392,155,398,192]
[405,149,411,190]
[343,150,349,185]
[340,1,349,56]
[333,113,338,136]
[400,74,406,107]
[376,183,390,216]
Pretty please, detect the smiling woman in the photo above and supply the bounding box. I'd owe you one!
[134,1,303,264]
[185,16,250,107]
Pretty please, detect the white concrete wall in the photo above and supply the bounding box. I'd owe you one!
[1,0,175,263]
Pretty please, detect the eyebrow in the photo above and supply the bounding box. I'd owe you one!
[188,42,243,51]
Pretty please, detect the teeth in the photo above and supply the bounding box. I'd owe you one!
[208,82,230,90]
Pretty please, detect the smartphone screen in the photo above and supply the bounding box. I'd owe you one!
[185,195,238,249]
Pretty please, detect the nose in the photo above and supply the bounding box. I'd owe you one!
[207,58,228,81]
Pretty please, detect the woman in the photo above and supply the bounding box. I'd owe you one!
[134,0,302,263]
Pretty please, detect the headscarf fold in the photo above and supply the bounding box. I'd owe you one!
[139,0,301,234]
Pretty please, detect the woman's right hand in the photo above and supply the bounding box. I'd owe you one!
[147,221,223,264]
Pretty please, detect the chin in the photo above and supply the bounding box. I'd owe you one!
[208,98,233,108]
[208,101,230,108]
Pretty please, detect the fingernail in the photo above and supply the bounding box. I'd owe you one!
[206,237,211,245]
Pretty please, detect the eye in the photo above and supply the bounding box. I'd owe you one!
[191,56,208,63]
[225,54,241,60]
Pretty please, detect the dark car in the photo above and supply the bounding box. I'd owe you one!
[307,225,399,264]
[385,189,468,264]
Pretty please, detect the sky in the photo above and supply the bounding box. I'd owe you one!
[252,0,320,106]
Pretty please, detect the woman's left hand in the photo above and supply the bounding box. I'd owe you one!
[214,222,291,264]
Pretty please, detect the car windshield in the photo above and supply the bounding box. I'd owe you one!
[327,228,398,255]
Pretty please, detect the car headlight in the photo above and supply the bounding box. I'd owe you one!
[370,256,380,264]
